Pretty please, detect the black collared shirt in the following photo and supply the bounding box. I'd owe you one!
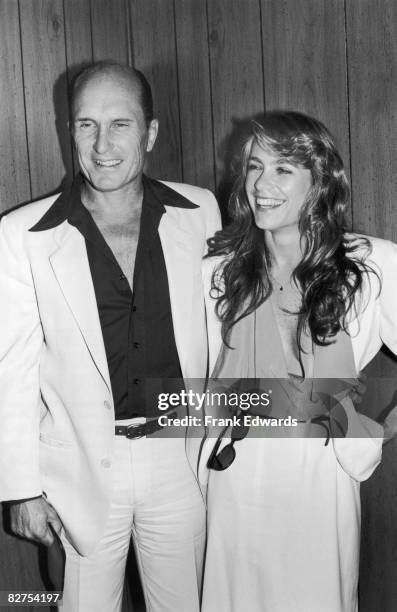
[31,174,195,418]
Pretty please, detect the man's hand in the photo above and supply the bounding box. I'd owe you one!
[10,497,63,547]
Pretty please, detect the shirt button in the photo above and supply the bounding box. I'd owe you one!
[104,400,112,410]
[133,342,140,349]
[101,458,111,469]
[133,378,140,384]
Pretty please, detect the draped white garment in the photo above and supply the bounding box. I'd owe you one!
[201,234,397,612]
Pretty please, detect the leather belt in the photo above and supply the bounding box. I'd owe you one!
[115,411,177,439]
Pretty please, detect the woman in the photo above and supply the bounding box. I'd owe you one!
[201,111,397,612]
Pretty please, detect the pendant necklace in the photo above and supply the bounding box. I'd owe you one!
[270,273,291,292]
[272,277,285,291]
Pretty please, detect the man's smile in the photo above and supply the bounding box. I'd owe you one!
[93,159,122,167]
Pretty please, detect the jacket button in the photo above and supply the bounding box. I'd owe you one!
[104,400,112,410]
[101,458,111,469]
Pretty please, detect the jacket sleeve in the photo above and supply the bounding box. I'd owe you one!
[378,239,397,353]
[332,395,383,482]
[332,237,397,482]
[202,189,222,248]
[0,214,44,501]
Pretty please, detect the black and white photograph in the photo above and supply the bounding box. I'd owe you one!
[0,1,397,611]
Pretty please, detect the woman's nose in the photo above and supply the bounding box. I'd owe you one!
[254,170,275,191]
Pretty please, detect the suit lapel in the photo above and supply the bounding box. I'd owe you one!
[158,209,196,379]
[312,328,357,400]
[49,223,111,391]
[313,329,356,378]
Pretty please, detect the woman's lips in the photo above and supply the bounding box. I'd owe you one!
[255,197,285,209]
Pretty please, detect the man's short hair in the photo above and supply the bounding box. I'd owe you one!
[70,61,154,125]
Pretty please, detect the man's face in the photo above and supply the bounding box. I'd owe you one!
[72,75,158,194]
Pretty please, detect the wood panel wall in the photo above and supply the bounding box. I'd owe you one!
[1,0,397,610]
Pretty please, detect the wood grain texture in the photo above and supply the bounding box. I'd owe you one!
[0,506,52,612]
[360,435,397,612]
[261,0,351,206]
[346,0,397,241]
[90,0,129,62]
[129,0,182,181]
[1,2,397,609]
[0,0,31,210]
[359,349,397,612]
[19,0,72,198]
[64,0,93,76]
[174,0,215,190]
[63,0,94,175]
[207,0,264,204]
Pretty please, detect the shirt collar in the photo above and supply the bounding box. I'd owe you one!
[29,174,199,232]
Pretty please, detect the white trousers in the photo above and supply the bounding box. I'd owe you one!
[60,428,206,612]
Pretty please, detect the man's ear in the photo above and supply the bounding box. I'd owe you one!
[146,119,159,152]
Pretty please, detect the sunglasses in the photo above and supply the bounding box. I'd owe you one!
[207,421,250,471]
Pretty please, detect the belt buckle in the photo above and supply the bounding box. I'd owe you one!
[126,422,145,440]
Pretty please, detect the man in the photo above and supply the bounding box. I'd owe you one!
[0,61,221,611]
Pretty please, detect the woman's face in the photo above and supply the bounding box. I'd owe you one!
[245,141,312,233]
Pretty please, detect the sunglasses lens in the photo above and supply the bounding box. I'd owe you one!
[207,418,250,471]
[211,444,236,471]
[231,423,250,442]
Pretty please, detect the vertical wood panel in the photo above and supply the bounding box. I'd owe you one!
[0,0,31,210]
[360,355,397,611]
[64,0,93,75]
[19,0,72,198]
[359,354,397,612]
[0,510,47,612]
[346,3,397,600]
[63,0,94,175]
[129,0,182,181]
[207,0,264,201]
[360,437,397,612]
[261,0,350,201]
[174,0,215,190]
[1,2,397,609]
[91,0,129,62]
[346,0,397,241]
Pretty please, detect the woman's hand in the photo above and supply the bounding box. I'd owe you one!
[350,372,367,405]
[382,405,397,445]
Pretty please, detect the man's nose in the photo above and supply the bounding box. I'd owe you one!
[93,126,112,154]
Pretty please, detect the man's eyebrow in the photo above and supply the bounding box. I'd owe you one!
[74,117,134,122]
[74,116,94,122]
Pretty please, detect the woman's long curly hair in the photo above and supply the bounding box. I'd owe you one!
[208,110,376,347]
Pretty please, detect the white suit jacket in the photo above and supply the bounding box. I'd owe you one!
[0,177,221,555]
